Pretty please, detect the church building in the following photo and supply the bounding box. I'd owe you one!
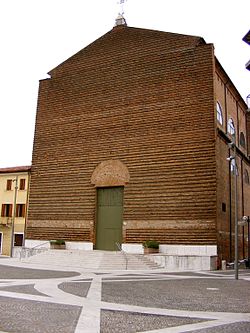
[26,16,250,263]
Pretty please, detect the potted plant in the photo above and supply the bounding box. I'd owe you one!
[50,239,66,250]
[143,240,159,254]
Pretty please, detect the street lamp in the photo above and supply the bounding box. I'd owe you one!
[10,176,18,258]
[227,140,238,280]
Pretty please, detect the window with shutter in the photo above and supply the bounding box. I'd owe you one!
[1,204,13,217]
[19,179,26,190]
[1,204,5,217]
[6,179,12,191]
[16,204,26,217]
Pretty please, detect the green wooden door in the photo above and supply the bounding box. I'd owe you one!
[96,187,123,251]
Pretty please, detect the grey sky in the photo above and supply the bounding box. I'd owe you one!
[0,0,249,167]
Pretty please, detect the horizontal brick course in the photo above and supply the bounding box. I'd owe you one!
[28,25,242,255]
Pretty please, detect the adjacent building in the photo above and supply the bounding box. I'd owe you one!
[0,166,31,256]
[26,19,250,263]
[243,30,250,71]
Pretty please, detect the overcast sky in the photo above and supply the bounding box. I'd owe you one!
[0,0,249,168]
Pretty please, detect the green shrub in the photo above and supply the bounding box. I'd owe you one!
[142,240,159,249]
[50,239,65,245]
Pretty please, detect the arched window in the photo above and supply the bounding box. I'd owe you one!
[216,102,223,125]
[230,159,238,175]
[244,169,250,184]
[227,118,235,136]
[240,132,246,148]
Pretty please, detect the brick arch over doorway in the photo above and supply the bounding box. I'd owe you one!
[91,159,130,187]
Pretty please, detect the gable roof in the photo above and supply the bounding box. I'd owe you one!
[48,25,206,78]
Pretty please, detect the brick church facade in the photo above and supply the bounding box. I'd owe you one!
[26,20,250,262]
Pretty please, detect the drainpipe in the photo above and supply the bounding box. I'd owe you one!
[234,148,238,280]
[227,140,238,280]
[228,149,232,262]
[241,158,245,258]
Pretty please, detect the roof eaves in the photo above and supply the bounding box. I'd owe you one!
[215,57,248,108]
[0,166,31,174]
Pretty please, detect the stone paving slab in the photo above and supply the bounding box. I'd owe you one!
[0,264,79,279]
[0,256,249,333]
[102,275,172,281]
[0,296,81,333]
[150,270,250,277]
[100,310,208,333]
[150,271,217,276]
[188,322,250,333]
[102,278,250,313]
[58,282,91,297]
[0,284,47,296]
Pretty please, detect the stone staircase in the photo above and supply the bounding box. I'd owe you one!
[20,249,161,271]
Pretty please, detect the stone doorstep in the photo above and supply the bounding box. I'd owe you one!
[20,248,217,270]
[20,249,161,270]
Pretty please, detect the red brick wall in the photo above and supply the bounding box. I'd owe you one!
[247,112,250,156]
[27,26,217,245]
[215,65,250,261]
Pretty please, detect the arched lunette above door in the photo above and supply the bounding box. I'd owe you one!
[91,159,130,187]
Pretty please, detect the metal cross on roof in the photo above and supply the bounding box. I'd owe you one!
[117,0,127,15]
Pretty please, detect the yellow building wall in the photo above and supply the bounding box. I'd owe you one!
[0,171,29,256]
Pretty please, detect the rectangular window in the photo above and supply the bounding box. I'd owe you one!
[6,179,12,191]
[19,179,26,190]
[1,204,13,217]
[14,234,23,247]
[16,204,26,218]
[222,202,226,212]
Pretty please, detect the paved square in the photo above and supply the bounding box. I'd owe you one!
[0,257,250,332]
